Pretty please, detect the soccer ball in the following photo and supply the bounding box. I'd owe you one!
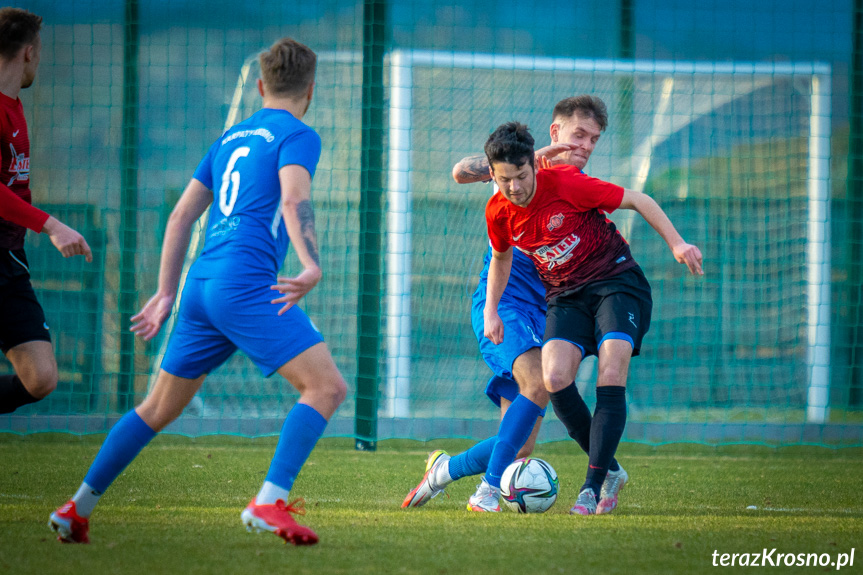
[500,458,559,513]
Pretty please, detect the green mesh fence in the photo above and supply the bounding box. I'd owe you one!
[1,0,861,447]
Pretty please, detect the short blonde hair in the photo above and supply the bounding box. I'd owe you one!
[259,37,316,98]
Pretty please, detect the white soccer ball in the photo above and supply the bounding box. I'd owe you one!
[500,457,559,513]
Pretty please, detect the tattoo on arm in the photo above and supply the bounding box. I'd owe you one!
[456,155,492,182]
[296,200,320,266]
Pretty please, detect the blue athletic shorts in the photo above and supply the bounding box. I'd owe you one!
[160,277,324,379]
[471,294,547,417]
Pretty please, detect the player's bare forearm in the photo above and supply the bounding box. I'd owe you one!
[620,189,704,275]
[157,179,213,298]
[484,248,513,344]
[452,155,492,184]
[285,199,321,271]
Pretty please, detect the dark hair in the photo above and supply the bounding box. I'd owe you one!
[484,122,535,170]
[552,95,608,131]
[0,8,42,60]
[259,37,317,98]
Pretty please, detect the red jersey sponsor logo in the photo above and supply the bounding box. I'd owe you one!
[7,143,29,186]
[530,233,581,270]
[547,213,565,231]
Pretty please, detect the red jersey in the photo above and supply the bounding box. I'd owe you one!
[485,164,638,300]
[0,90,47,250]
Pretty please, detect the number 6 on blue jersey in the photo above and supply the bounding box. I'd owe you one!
[219,146,250,216]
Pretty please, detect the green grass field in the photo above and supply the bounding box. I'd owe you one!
[1,435,861,574]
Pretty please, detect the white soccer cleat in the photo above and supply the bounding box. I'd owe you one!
[597,465,629,515]
[466,476,501,512]
[570,487,598,515]
[401,450,451,508]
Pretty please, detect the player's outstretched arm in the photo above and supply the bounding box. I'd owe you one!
[619,189,704,276]
[452,144,578,184]
[0,183,93,262]
[131,178,212,340]
[484,247,513,345]
[452,155,492,184]
[270,164,322,316]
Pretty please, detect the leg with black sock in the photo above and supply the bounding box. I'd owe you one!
[582,385,627,498]
[0,374,38,414]
[548,381,619,472]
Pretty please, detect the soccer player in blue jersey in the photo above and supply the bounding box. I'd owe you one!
[49,38,346,545]
[402,96,627,512]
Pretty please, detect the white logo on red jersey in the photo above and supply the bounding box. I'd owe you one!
[7,143,29,186]
[547,213,565,231]
[532,233,581,270]
[512,231,525,241]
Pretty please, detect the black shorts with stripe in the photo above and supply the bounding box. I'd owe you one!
[545,265,652,357]
[0,249,51,353]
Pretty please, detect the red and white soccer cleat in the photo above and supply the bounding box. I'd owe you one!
[49,501,90,544]
[401,449,451,508]
[241,497,318,546]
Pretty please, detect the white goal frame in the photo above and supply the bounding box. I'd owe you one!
[384,49,832,423]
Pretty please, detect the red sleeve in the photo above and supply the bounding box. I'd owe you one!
[0,183,49,232]
[485,197,511,253]
[552,166,624,213]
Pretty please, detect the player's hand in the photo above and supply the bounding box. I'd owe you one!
[43,216,93,262]
[270,266,322,315]
[483,309,505,345]
[672,242,704,276]
[534,143,578,167]
[130,292,176,340]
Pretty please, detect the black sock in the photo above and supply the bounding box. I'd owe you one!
[582,385,627,497]
[548,382,620,472]
[0,375,38,414]
[549,382,592,454]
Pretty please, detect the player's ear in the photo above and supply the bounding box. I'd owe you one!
[549,122,560,144]
[306,81,315,102]
[257,78,265,98]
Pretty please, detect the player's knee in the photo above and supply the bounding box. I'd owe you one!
[20,364,58,399]
[597,365,627,387]
[320,376,347,409]
[520,382,547,405]
[543,370,571,393]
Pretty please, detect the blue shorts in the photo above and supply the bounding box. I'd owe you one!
[471,294,547,417]
[160,277,324,379]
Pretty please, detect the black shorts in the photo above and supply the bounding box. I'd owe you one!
[0,249,51,353]
[545,266,652,357]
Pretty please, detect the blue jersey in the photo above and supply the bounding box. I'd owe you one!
[188,108,322,283]
[474,244,546,311]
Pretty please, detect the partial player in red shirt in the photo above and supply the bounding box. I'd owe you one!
[483,121,703,516]
[0,8,93,415]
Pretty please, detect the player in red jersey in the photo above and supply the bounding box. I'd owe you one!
[0,8,93,414]
[484,122,702,515]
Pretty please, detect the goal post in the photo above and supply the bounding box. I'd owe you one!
[383,49,834,438]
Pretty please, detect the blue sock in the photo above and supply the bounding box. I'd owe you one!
[265,403,328,491]
[448,437,496,480]
[83,410,157,493]
[485,395,542,489]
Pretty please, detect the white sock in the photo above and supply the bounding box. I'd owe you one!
[256,481,290,505]
[71,482,102,518]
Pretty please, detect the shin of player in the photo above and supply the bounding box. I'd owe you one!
[49,38,345,546]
